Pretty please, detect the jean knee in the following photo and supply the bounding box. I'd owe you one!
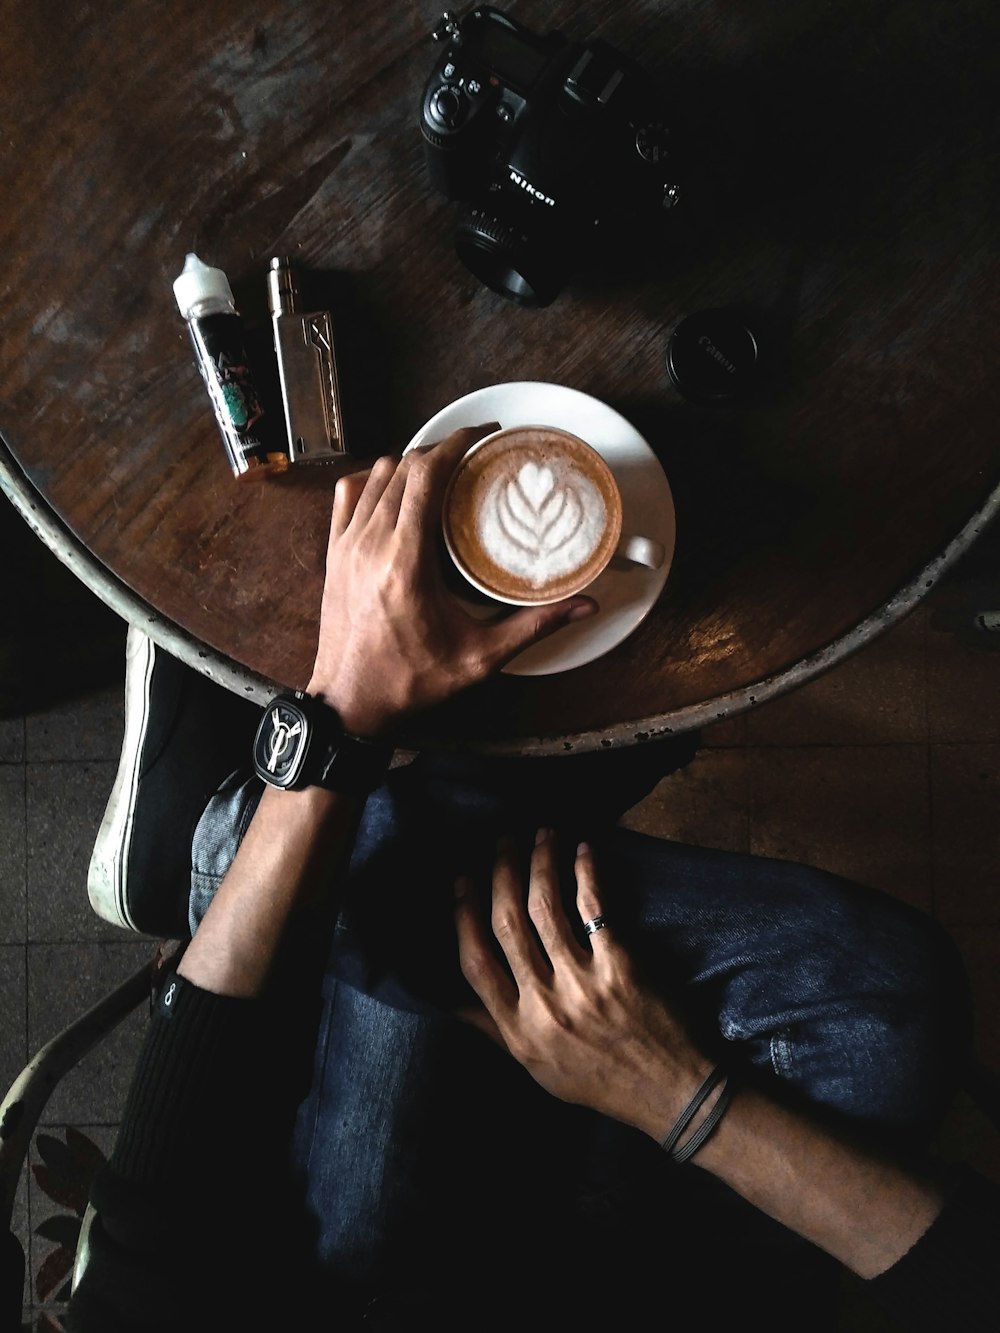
[760,879,972,1135]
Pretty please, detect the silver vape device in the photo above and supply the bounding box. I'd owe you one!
[267,256,348,461]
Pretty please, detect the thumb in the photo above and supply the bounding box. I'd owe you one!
[487,596,598,667]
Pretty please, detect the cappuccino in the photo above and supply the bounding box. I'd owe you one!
[444,426,622,604]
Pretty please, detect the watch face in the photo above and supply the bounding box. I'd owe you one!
[254,698,310,789]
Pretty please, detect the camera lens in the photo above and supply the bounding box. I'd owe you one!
[454,208,565,308]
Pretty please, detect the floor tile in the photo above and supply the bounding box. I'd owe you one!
[930,744,1000,926]
[747,746,932,909]
[620,749,750,853]
[1,943,27,1110]
[0,766,25,944]
[1,945,29,1306]
[743,607,927,747]
[0,715,24,763]
[26,682,124,763]
[26,761,125,942]
[14,1169,29,1309]
[27,941,155,1127]
[27,1123,116,1318]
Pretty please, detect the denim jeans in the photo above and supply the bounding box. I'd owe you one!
[191,748,971,1327]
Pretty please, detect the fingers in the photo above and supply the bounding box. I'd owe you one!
[396,423,501,549]
[575,842,604,928]
[484,596,599,668]
[329,464,373,536]
[428,421,501,464]
[527,829,588,967]
[454,874,517,1021]
[575,842,617,967]
[346,454,402,529]
[490,838,549,985]
[343,424,500,540]
[330,423,498,549]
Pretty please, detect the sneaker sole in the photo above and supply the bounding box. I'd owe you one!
[86,627,155,931]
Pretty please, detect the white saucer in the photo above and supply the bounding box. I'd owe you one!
[405,381,675,676]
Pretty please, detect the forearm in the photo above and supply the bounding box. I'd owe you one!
[177,783,362,997]
[680,1084,944,1278]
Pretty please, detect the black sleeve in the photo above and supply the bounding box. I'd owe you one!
[64,973,313,1332]
[865,1165,1000,1333]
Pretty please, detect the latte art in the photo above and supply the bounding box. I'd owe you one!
[444,426,623,604]
[482,460,606,586]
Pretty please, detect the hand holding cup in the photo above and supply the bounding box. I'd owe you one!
[306,425,598,736]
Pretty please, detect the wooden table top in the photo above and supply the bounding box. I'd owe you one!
[2,0,999,754]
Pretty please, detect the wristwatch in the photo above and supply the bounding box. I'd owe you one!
[252,691,393,795]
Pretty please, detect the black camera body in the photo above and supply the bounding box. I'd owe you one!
[419,6,681,307]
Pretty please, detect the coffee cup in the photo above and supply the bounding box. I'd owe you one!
[442,424,664,606]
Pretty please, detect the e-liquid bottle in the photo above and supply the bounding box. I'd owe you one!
[173,252,289,479]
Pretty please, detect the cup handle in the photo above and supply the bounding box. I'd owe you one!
[612,534,665,570]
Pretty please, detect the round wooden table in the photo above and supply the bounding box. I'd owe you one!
[2,0,999,754]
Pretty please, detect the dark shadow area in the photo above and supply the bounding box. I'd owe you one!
[0,499,126,717]
[612,391,829,604]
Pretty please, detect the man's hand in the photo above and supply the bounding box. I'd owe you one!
[456,833,949,1281]
[307,425,598,736]
[454,830,712,1141]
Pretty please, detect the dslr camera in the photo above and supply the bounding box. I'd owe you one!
[419,6,681,308]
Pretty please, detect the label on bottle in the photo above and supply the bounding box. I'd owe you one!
[187,314,287,476]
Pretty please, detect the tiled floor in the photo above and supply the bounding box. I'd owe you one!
[3,507,1000,1328]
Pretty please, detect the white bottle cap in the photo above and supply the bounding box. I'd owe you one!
[172,252,236,319]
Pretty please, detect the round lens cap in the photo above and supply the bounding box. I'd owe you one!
[665,309,760,406]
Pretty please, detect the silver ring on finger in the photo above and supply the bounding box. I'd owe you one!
[583,915,608,937]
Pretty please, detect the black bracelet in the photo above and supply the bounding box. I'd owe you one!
[660,1066,724,1156]
[672,1075,737,1164]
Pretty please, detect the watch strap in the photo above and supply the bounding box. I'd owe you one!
[310,724,395,794]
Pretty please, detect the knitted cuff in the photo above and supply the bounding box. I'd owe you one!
[109,973,259,1187]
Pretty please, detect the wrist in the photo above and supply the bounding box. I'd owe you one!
[633,1049,717,1143]
[305,677,397,739]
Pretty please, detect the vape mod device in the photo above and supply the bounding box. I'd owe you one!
[267,256,348,461]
